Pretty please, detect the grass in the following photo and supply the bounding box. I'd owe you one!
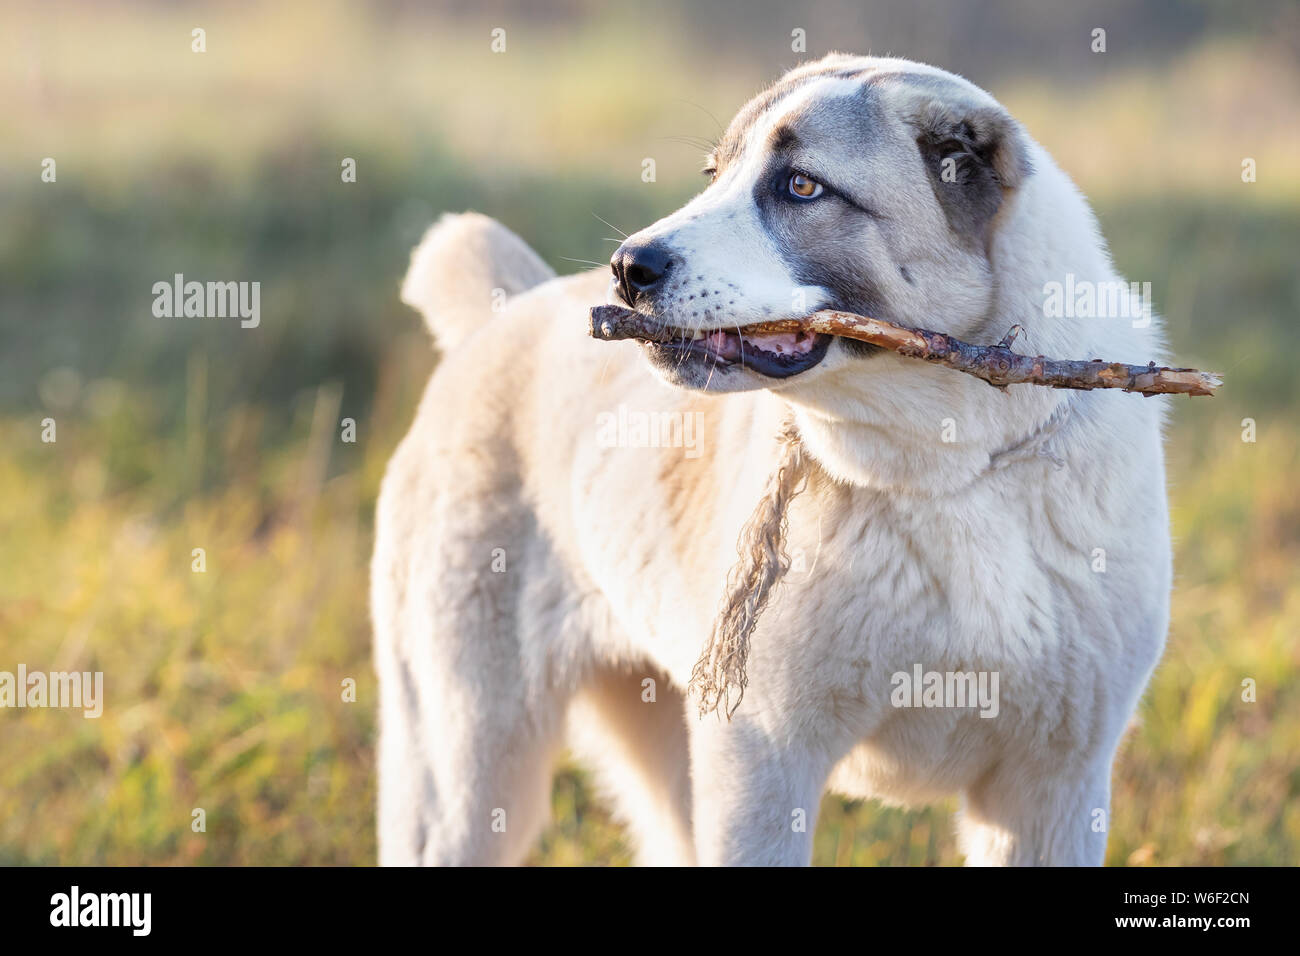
[4,192,1296,865]
[2,1,1296,865]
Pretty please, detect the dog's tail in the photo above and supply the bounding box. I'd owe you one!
[400,212,555,351]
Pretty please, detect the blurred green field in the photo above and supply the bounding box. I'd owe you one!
[2,0,1297,865]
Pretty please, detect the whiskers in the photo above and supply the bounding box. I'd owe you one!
[591,212,628,239]
[660,134,719,154]
[671,98,726,139]
[564,213,629,275]
[661,103,723,173]
[556,256,606,269]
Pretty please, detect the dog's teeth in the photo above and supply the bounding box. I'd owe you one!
[692,330,705,340]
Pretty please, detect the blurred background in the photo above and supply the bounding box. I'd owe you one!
[1,0,1296,865]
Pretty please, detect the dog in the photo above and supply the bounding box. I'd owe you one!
[371,53,1171,866]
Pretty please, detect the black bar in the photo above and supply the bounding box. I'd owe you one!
[0,866,1280,942]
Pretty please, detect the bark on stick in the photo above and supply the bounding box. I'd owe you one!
[589,304,1222,397]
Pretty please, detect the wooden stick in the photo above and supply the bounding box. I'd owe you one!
[589,305,1222,397]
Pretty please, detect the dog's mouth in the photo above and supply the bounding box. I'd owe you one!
[645,325,833,379]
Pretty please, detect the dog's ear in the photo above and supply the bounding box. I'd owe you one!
[912,100,1031,245]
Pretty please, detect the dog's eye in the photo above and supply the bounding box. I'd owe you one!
[788,173,824,199]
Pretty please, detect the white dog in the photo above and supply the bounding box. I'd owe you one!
[371,54,1171,866]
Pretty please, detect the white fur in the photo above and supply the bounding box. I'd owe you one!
[372,58,1171,866]
[614,78,861,327]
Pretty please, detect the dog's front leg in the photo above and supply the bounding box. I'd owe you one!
[958,757,1115,866]
[688,712,835,866]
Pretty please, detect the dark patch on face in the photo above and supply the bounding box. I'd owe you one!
[856,70,1031,253]
[912,103,1032,251]
[749,83,891,360]
[916,130,1004,246]
[769,123,800,153]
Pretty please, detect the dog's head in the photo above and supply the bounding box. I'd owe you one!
[609,54,1031,393]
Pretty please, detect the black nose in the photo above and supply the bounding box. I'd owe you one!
[611,242,673,307]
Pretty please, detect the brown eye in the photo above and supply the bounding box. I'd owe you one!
[788,172,824,199]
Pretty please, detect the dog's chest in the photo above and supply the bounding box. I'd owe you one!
[770,473,1082,796]
[778,473,1062,675]
[575,427,1077,702]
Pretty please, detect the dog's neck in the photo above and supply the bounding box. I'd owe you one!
[784,153,1111,497]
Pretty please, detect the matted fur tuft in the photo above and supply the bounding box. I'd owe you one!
[689,416,811,718]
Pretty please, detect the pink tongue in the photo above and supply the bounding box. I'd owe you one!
[703,330,736,360]
[741,331,808,355]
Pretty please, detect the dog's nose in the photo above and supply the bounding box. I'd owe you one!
[611,242,673,307]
